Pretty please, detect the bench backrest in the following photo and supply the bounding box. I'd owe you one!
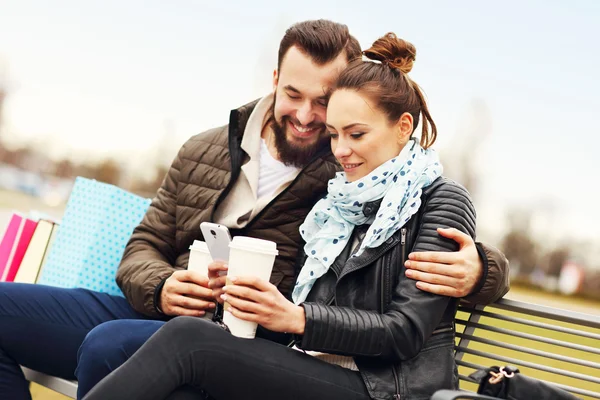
[455,298,600,399]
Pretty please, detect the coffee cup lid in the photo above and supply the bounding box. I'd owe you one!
[189,240,209,252]
[229,236,278,256]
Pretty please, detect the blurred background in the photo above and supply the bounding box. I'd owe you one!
[1,0,598,398]
[2,0,599,301]
[2,0,600,292]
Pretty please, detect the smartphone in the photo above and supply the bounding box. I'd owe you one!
[200,222,232,263]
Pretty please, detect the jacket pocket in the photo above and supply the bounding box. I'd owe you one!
[399,336,458,399]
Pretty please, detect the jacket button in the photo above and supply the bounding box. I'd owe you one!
[363,204,375,216]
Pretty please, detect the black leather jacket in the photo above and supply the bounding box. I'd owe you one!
[296,177,476,400]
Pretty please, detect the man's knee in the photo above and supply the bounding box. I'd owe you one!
[78,321,127,373]
[77,320,164,375]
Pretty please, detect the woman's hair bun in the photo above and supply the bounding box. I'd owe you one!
[363,32,416,74]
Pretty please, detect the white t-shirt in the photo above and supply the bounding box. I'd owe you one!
[213,94,299,228]
[257,138,299,199]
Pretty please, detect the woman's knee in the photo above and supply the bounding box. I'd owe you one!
[161,316,218,338]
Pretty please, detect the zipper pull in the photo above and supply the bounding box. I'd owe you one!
[394,394,402,400]
[401,228,407,245]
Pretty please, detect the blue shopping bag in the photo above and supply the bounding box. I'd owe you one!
[37,177,151,296]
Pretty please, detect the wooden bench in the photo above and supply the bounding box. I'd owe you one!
[23,298,600,400]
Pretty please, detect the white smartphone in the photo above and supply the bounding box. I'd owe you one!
[200,222,232,263]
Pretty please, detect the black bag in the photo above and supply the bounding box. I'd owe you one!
[469,366,581,400]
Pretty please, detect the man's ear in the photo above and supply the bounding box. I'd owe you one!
[396,112,414,145]
[272,69,278,93]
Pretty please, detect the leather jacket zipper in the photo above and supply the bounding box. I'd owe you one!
[380,265,386,314]
[326,293,335,306]
[324,260,343,306]
[392,365,401,400]
[380,227,407,312]
[380,228,405,400]
[401,228,407,261]
[339,237,398,281]
[431,326,454,335]
[392,228,407,400]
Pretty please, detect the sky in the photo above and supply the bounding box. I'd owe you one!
[1,0,599,247]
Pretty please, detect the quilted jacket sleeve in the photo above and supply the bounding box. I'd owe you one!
[116,143,185,317]
[463,242,510,305]
[299,180,476,361]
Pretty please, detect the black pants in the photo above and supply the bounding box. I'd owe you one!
[83,316,371,400]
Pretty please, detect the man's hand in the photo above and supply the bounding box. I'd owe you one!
[159,270,216,317]
[221,276,305,335]
[404,228,483,297]
[208,261,228,304]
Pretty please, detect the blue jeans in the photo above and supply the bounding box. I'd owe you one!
[0,282,148,400]
[75,319,165,398]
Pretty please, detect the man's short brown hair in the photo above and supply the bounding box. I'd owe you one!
[277,19,362,69]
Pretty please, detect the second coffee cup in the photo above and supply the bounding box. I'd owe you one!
[223,236,278,339]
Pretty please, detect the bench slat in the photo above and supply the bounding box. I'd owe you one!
[456,360,600,400]
[21,366,77,399]
[485,298,600,328]
[457,307,600,340]
[456,359,486,372]
[456,332,600,369]
[456,319,600,354]
[454,304,484,362]
[457,347,600,385]
[457,373,476,383]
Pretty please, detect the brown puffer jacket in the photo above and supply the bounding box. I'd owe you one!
[116,100,339,316]
[116,100,509,317]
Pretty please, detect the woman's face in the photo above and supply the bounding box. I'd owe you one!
[326,89,413,182]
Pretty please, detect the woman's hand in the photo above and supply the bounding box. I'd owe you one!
[208,261,228,304]
[221,276,305,335]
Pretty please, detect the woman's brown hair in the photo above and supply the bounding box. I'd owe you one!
[333,33,437,149]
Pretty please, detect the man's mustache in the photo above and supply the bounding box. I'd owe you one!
[283,116,325,131]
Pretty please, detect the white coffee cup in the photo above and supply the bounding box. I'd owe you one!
[188,240,214,320]
[223,236,279,339]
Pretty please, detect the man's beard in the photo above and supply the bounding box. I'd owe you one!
[269,111,331,169]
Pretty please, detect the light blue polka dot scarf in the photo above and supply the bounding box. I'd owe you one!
[292,139,443,304]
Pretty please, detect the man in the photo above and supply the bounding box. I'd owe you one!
[0,20,508,400]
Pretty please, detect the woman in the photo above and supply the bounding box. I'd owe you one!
[84,33,475,400]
